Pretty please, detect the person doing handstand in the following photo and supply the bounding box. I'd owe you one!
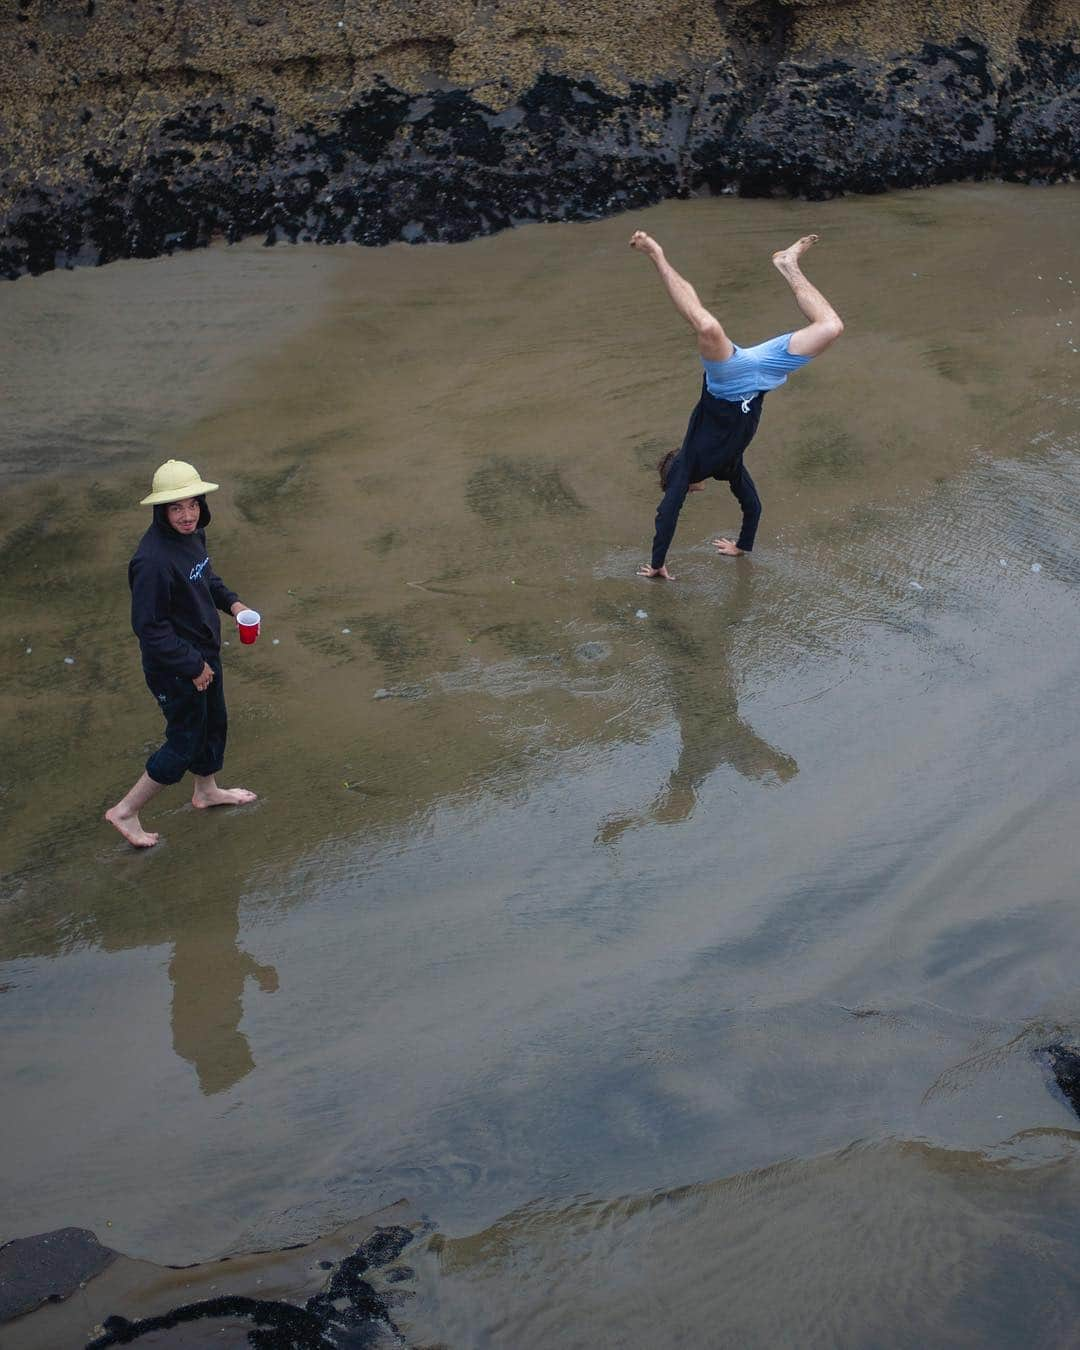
[631,230,843,579]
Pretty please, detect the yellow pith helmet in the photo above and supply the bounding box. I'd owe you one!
[140,459,219,506]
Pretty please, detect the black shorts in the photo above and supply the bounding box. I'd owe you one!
[681,384,763,479]
[144,656,227,785]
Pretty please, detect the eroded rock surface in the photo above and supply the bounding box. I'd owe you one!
[0,0,1077,276]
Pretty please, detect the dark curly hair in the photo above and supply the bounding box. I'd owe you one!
[657,448,680,491]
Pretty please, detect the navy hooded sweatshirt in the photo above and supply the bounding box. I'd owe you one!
[129,497,238,678]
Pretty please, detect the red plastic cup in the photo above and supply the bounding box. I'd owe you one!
[236,608,261,645]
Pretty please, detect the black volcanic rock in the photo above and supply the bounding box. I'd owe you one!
[0,3,1076,278]
[1043,1043,1080,1118]
[0,1227,116,1322]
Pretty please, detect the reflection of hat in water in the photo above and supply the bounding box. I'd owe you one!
[140,459,219,506]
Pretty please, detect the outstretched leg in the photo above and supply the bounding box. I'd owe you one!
[772,235,843,356]
[630,230,734,361]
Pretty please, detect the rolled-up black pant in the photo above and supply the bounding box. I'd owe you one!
[144,656,227,785]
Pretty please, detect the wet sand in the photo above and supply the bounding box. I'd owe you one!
[2,182,1079,1346]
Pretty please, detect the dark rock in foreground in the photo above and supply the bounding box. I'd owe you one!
[85,1225,413,1348]
[0,1227,116,1322]
[2,1207,421,1349]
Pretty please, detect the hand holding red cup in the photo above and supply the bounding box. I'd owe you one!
[236,608,261,644]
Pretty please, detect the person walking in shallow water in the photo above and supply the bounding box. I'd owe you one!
[105,459,257,848]
[631,229,844,579]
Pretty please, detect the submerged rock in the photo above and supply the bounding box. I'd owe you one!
[0,3,1076,278]
[1042,1043,1080,1118]
[575,641,612,663]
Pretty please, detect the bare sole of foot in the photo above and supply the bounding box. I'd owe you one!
[191,787,258,810]
[772,234,819,269]
[104,808,160,848]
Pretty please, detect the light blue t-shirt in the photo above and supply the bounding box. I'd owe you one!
[702,332,812,403]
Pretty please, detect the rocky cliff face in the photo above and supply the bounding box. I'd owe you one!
[1,0,1076,278]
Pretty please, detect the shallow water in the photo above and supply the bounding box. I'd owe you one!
[2,183,1079,1346]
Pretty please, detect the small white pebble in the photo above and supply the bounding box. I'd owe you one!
[999,558,1007,567]
[341,628,351,635]
[909,581,923,590]
[64,656,75,664]
[272,638,280,644]
[635,609,648,619]
[25,646,32,654]
[223,640,230,646]
[1031,562,1042,573]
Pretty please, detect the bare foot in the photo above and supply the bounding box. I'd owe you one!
[713,537,744,557]
[772,234,819,272]
[629,229,663,261]
[105,807,160,848]
[192,785,258,809]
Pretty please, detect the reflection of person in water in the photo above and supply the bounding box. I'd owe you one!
[598,570,796,842]
[169,894,278,1096]
[630,230,843,579]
